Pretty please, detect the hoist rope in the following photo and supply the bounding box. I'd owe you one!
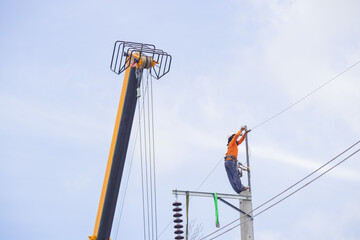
[251,59,360,131]
[139,86,148,240]
[149,71,159,239]
[141,72,151,239]
[138,70,158,240]
[200,141,360,239]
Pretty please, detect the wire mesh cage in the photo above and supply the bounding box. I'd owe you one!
[110,41,172,80]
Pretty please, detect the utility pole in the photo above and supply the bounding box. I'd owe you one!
[239,191,254,239]
[240,125,254,239]
[172,189,254,240]
[245,126,251,189]
[172,128,255,239]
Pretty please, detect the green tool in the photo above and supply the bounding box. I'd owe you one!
[213,193,220,228]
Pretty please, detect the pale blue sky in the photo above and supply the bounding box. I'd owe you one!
[1,0,360,239]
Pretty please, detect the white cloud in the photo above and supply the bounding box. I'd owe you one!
[253,144,360,182]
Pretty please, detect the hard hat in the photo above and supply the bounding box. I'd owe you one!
[227,133,235,139]
[227,133,236,146]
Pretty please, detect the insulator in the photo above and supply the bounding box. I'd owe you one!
[175,236,184,239]
[172,202,182,207]
[174,230,184,235]
[173,218,183,223]
[173,207,182,212]
[174,224,183,229]
[173,213,183,218]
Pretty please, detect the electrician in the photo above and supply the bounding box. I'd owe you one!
[224,126,251,194]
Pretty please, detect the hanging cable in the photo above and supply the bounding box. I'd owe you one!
[201,141,360,239]
[157,61,360,240]
[136,69,159,240]
[139,81,148,240]
[147,71,156,240]
[183,60,360,206]
[142,73,152,239]
[251,60,360,131]
[149,71,159,239]
[208,147,360,240]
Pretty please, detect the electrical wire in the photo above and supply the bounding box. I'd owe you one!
[138,70,159,240]
[162,60,360,239]
[147,73,155,240]
[139,88,148,240]
[158,61,360,240]
[200,141,360,239]
[209,147,360,239]
[149,72,159,239]
[142,73,151,239]
[251,60,360,131]
[191,60,360,205]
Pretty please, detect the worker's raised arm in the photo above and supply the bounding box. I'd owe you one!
[236,128,250,146]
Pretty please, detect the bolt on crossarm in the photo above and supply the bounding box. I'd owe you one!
[89,41,172,240]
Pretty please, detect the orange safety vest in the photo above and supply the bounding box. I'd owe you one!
[225,130,246,160]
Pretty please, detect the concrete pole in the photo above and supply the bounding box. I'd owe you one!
[240,126,254,240]
[239,191,254,240]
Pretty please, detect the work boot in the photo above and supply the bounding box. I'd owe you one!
[237,186,249,194]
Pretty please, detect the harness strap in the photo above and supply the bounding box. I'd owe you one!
[224,154,237,161]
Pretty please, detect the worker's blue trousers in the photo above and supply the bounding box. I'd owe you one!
[224,160,245,194]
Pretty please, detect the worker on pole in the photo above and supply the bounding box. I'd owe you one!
[224,126,251,194]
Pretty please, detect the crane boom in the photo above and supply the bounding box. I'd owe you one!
[89,41,171,240]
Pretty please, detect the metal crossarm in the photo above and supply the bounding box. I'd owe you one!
[172,190,252,201]
[217,197,253,220]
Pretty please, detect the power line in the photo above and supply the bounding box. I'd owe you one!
[210,147,360,240]
[158,60,360,239]
[188,60,360,208]
[251,60,360,130]
[139,72,159,240]
[201,142,360,239]
[149,71,159,239]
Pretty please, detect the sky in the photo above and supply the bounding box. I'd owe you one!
[1,0,360,240]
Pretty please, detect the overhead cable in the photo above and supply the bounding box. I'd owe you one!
[252,60,360,131]
[139,71,159,240]
[209,147,360,239]
[201,141,360,239]
[184,60,360,215]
